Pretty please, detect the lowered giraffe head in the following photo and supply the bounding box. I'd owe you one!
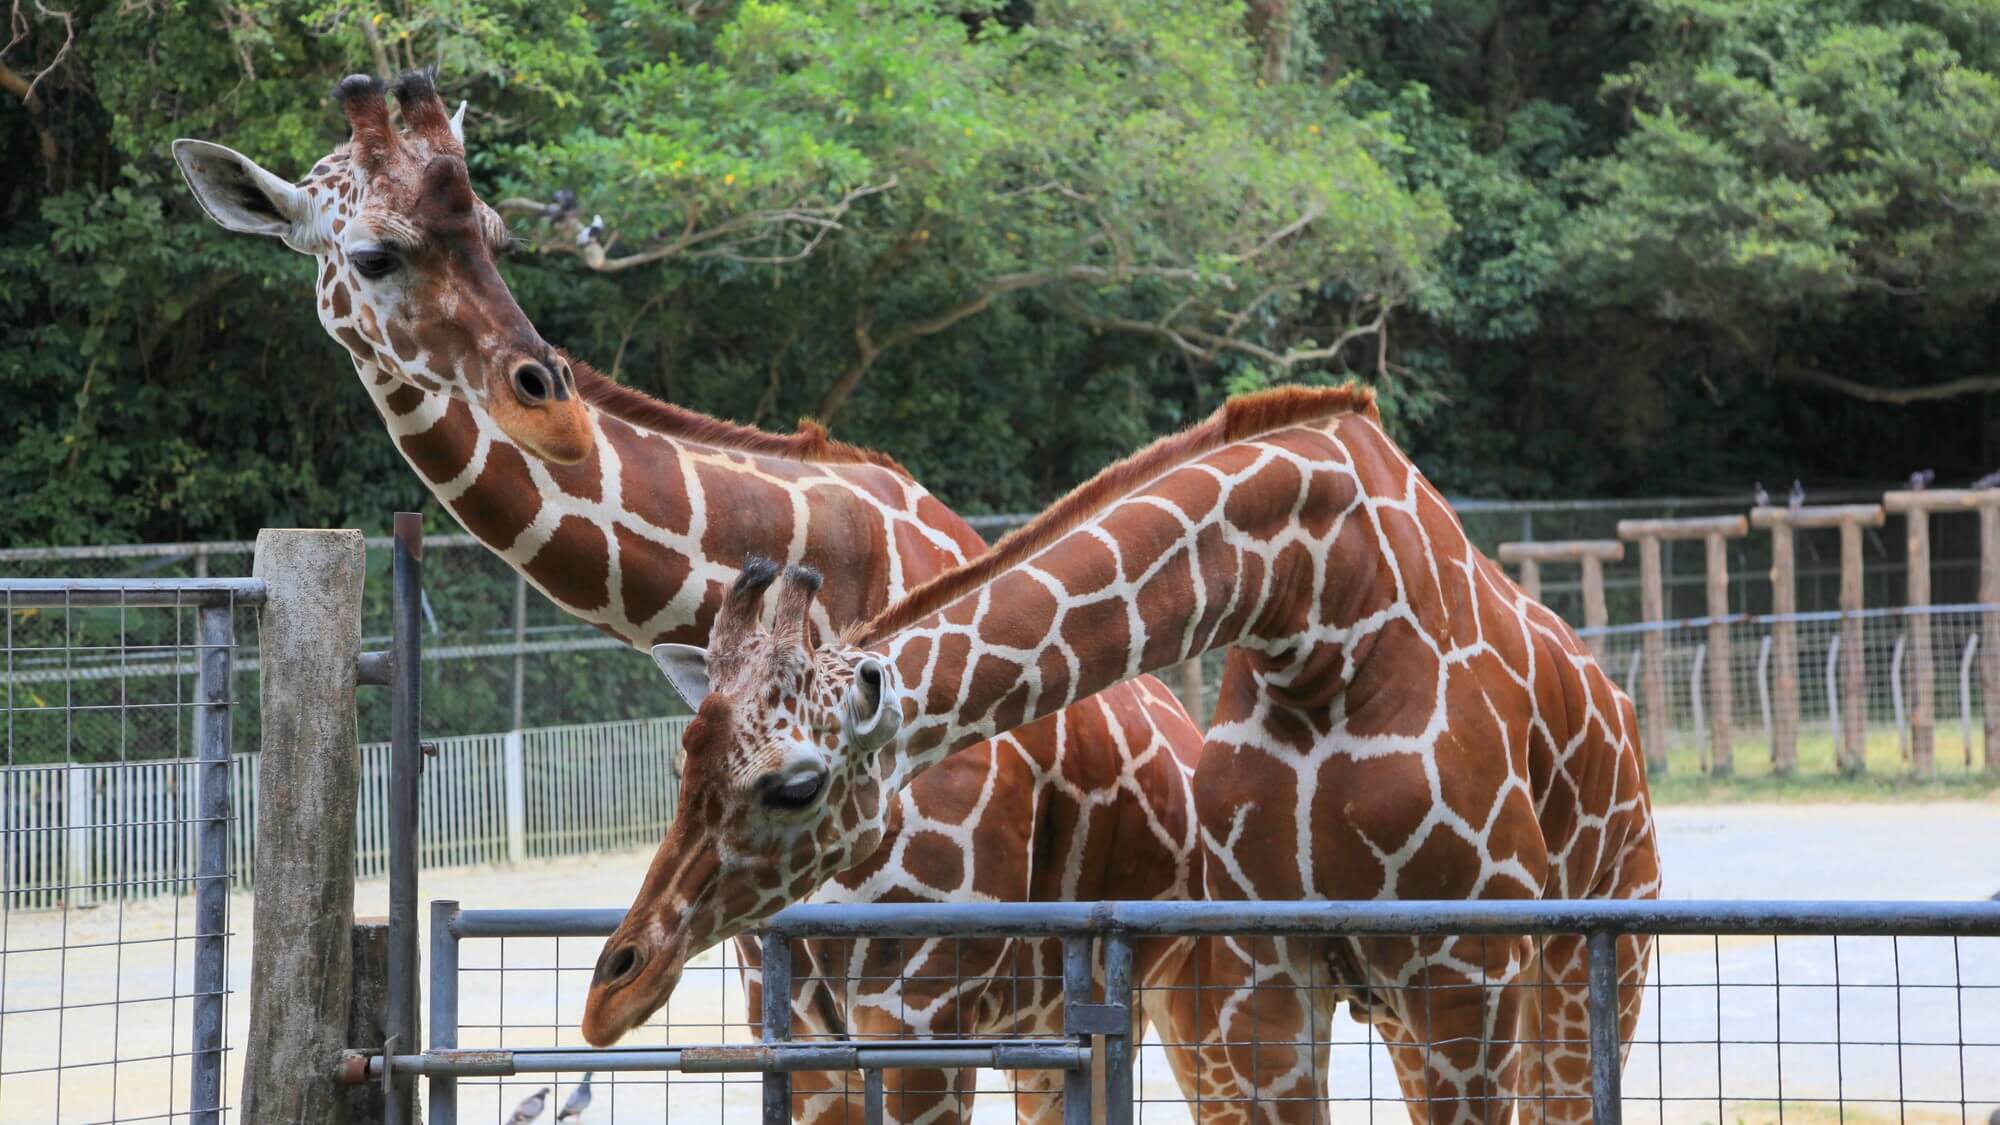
[172,70,594,464]
[582,557,905,1047]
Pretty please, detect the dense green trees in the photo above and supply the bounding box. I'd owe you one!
[4,0,1998,547]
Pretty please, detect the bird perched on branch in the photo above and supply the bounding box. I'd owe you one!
[1754,481,1771,508]
[556,1073,593,1121]
[539,188,579,222]
[1908,468,1935,491]
[1789,480,1805,510]
[507,1086,550,1124]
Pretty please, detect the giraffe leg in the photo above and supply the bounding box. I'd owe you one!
[1141,935,1253,1125]
[1198,934,1335,1125]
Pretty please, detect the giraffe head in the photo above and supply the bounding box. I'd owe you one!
[172,70,595,464]
[581,558,905,1046]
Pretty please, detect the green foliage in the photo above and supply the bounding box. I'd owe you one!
[3,0,2000,561]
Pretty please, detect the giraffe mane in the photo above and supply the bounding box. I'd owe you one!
[563,354,912,478]
[851,382,1379,645]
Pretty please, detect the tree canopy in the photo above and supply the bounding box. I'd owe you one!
[4,0,1998,546]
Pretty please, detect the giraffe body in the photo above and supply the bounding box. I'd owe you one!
[174,70,1214,1124]
[598,386,1661,1123]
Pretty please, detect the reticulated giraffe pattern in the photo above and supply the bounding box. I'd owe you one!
[591,384,1661,1124]
[174,69,1217,1125]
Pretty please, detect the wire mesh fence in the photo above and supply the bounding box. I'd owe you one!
[1,580,257,1124]
[1590,604,1998,780]
[407,901,2000,1125]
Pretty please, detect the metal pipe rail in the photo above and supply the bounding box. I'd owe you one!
[452,896,2000,940]
[0,576,267,607]
[348,1040,1089,1080]
[418,897,2000,1125]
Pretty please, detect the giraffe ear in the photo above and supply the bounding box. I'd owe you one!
[651,644,712,712]
[449,101,468,147]
[841,656,900,749]
[172,139,316,249]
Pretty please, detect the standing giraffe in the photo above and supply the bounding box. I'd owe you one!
[585,383,1661,1124]
[173,70,1220,1123]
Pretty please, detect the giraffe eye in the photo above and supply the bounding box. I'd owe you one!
[761,771,826,812]
[351,248,400,280]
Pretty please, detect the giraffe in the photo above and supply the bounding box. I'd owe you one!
[584,383,1662,1124]
[172,69,1222,1124]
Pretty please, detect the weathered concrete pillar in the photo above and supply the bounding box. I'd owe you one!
[242,529,365,1124]
[1750,504,1885,777]
[1838,521,1868,774]
[1633,536,1668,775]
[346,919,392,1125]
[1178,657,1207,728]
[1619,516,1748,776]
[1515,557,1543,601]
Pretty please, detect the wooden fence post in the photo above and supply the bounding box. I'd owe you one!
[346,919,392,1125]
[1751,504,1885,777]
[1881,490,1995,778]
[1629,534,1668,775]
[1496,540,1625,662]
[1178,657,1208,728]
[1618,516,1748,776]
[242,529,365,1124]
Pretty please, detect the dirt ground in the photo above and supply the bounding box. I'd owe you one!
[3,803,1997,1123]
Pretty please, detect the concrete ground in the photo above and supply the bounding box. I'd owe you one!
[3,803,1997,1123]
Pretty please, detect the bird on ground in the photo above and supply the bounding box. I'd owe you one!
[556,1073,594,1122]
[1754,481,1771,508]
[1908,468,1936,491]
[507,1086,550,1125]
[1789,480,1805,510]
[576,214,605,248]
[1973,468,2000,490]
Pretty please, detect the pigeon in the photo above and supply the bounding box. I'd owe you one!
[507,1086,550,1125]
[540,188,579,221]
[576,214,605,248]
[556,1073,594,1121]
[1908,468,1935,491]
[1974,468,2000,490]
[1788,480,1805,511]
[1753,481,1771,508]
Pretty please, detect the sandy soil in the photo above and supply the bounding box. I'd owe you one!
[4,803,1997,1123]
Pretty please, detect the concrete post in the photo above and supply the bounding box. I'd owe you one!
[1751,504,1885,776]
[1982,498,2000,779]
[1619,516,1749,776]
[504,729,528,865]
[65,768,92,908]
[242,529,365,1125]
[1636,537,1668,775]
[1516,557,1543,601]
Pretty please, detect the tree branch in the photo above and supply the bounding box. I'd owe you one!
[499,178,897,271]
[1774,367,2000,404]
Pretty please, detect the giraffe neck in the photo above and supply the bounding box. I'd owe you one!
[351,355,984,646]
[872,413,1412,776]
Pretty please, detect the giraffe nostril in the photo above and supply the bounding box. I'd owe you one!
[510,361,553,406]
[594,942,644,988]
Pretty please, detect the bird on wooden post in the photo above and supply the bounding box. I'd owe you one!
[556,1073,593,1122]
[507,1086,550,1124]
[1909,468,1936,491]
[1973,468,2000,489]
[1754,481,1771,508]
[1789,480,1805,510]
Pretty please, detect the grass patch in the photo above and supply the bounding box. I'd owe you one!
[1645,727,1999,804]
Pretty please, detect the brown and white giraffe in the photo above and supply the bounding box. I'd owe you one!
[586,383,1662,1124]
[173,70,1222,1123]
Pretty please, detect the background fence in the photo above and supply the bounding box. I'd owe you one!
[0,580,252,1124]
